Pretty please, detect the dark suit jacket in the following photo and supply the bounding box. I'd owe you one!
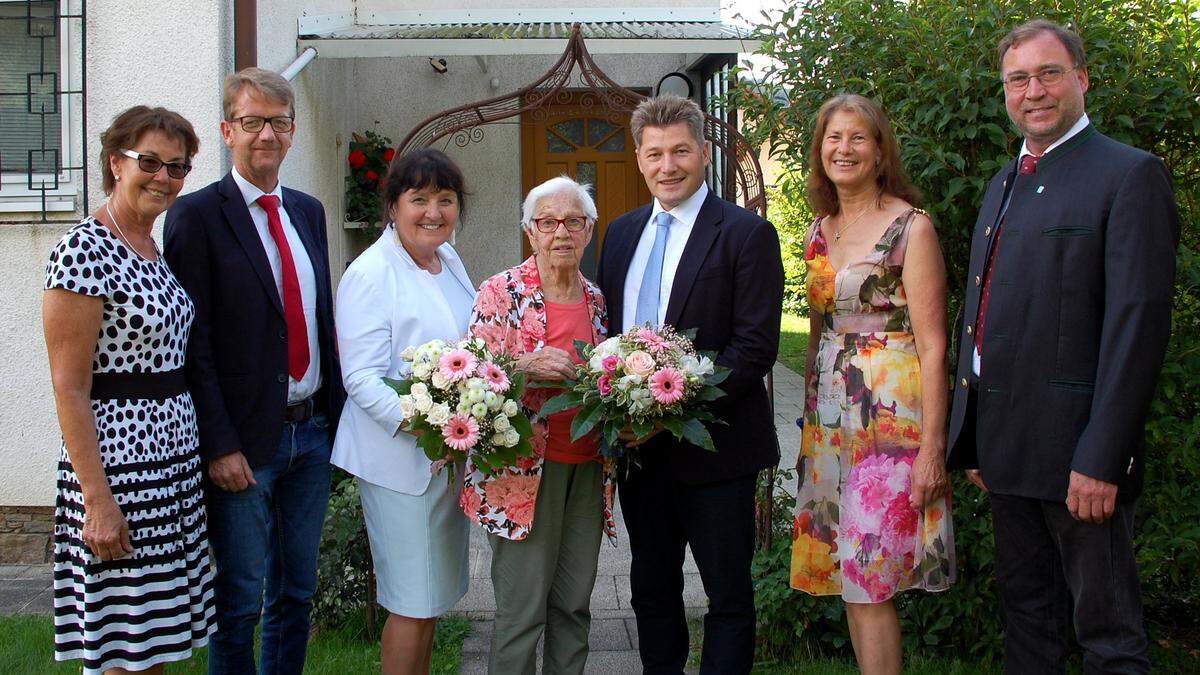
[597,189,784,484]
[947,126,1179,501]
[163,173,344,468]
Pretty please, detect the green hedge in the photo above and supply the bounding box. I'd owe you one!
[735,0,1200,665]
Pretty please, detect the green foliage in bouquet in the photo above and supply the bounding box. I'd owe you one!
[539,327,731,452]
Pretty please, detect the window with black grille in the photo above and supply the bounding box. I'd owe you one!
[0,0,86,219]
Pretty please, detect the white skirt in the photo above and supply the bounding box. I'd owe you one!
[357,474,470,618]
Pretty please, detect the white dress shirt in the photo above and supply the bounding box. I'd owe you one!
[331,225,475,495]
[974,113,1091,376]
[230,168,321,402]
[622,181,709,333]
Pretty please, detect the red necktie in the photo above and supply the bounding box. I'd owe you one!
[975,153,1039,354]
[257,195,310,381]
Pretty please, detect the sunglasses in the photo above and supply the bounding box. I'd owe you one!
[120,149,192,179]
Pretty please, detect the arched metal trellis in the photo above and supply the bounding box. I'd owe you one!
[396,23,766,217]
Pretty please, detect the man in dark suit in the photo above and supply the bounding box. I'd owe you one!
[947,20,1179,674]
[164,68,343,674]
[596,94,783,674]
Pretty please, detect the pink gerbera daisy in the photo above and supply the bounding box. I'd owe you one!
[439,348,478,382]
[481,361,510,392]
[649,368,686,405]
[442,413,480,451]
[637,329,670,352]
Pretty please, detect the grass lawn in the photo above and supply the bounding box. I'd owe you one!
[778,311,810,377]
[0,614,470,674]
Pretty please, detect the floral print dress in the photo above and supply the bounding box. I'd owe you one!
[790,209,955,603]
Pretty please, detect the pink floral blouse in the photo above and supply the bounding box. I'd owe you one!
[460,256,617,542]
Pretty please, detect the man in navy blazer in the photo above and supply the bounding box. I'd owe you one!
[597,94,783,674]
[164,68,343,674]
[947,21,1179,673]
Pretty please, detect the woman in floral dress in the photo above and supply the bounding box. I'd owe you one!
[791,94,955,674]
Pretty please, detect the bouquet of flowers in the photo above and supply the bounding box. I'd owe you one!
[385,337,535,480]
[539,325,730,452]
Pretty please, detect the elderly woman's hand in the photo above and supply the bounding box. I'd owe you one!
[516,346,577,381]
[83,495,133,561]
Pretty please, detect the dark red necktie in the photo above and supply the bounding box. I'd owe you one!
[257,195,310,380]
[975,153,1039,354]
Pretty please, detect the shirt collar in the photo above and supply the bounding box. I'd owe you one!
[1020,112,1090,159]
[231,166,283,208]
[650,181,708,228]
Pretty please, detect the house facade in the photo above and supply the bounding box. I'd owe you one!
[0,0,757,561]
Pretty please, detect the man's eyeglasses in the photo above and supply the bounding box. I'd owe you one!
[1001,66,1075,92]
[532,216,589,233]
[120,149,192,179]
[229,115,295,134]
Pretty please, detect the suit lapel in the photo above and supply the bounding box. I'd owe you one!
[219,174,283,316]
[664,192,722,327]
[608,204,653,333]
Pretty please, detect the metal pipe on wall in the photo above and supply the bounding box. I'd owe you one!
[281,47,318,81]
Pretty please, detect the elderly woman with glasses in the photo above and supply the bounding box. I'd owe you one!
[461,176,617,674]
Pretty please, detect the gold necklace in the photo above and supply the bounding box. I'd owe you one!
[833,203,873,241]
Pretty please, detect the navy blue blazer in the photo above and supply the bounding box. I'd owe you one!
[163,173,344,468]
[947,126,1179,501]
[597,189,784,484]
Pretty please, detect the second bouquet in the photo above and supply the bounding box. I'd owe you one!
[386,337,536,481]
[539,324,730,452]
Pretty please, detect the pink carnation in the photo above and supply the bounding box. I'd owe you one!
[442,413,480,451]
[649,368,686,405]
[636,328,670,352]
[439,348,478,382]
[598,374,613,396]
[482,361,510,392]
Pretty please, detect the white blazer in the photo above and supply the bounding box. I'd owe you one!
[330,225,475,494]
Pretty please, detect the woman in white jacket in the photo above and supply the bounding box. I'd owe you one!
[331,149,475,675]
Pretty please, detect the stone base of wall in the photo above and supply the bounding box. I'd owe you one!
[1,506,53,564]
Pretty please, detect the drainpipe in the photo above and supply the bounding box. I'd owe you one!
[281,47,319,81]
[234,0,257,70]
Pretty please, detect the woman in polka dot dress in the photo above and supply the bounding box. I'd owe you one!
[42,106,215,674]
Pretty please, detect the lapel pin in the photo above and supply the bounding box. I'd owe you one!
[1037,185,1045,194]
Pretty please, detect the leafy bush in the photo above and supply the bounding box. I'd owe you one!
[767,183,813,316]
[315,470,375,628]
[738,0,1200,664]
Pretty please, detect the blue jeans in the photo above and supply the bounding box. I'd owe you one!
[206,414,333,675]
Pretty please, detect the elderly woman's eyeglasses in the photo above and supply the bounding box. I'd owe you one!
[532,216,589,233]
[1001,67,1075,92]
[230,115,295,134]
[120,150,192,179]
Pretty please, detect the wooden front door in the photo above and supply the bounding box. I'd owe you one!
[521,93,651,279]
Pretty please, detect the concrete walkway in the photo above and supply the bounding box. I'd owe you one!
[0,363,806,675]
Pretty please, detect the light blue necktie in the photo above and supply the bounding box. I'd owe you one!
[634,212,673,327]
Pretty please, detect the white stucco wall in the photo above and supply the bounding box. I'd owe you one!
[0,0,233,506]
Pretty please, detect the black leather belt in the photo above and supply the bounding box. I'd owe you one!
[284,397,318,423]
[91,368,187,401]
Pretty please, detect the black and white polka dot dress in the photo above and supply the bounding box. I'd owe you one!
[45,217,215,673]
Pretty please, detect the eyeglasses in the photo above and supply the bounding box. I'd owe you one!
[532,216,589,233]
[1001,66,1075,92]
[120,149,192,179]
[229,115,295,134]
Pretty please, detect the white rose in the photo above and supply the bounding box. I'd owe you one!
[471,402,490,419]
[426,403,451,426]
[493,414,511,432]
[431,371,451,390]
[503,429,521,447]
[484,391,501,410]
[412,393,434,413]
[412,361,432,379]
[594,336,621,357]
[502,399,520,417]
[400,345,416,360]
[588,352,607,373]
[410,382,429,398]
[491,432,508,447]
[618,374,642,391]
[398,395,416,419]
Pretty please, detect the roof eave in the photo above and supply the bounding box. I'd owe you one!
[295,37,760,58]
